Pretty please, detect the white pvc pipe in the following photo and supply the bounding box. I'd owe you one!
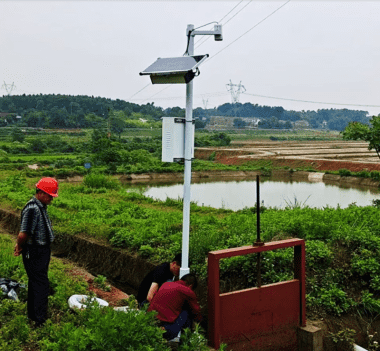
[354,343,368,351]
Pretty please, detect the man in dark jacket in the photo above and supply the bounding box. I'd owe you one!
[137,253,181,307]
[14,177,58,327]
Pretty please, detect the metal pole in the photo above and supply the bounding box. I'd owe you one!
[255,175,264,287]
[180,24,195,278]
[256,175,260,243]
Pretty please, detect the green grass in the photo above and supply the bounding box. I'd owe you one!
[0,231,212,351]
[2,175,380,320]
[7,154,80,162]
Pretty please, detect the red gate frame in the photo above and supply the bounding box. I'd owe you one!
[208,238,306,349]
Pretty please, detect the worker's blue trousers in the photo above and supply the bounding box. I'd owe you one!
[161,310,192,340]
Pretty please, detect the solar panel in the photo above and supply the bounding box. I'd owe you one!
[139,55,209,84]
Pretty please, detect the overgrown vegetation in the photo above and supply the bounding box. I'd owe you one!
[1,125,380,348]
[0,128,237,177]
[0,232,212,350]
[2,174,380,324]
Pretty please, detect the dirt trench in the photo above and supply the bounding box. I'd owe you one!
[0,208,209,328]
[0,208,159,296]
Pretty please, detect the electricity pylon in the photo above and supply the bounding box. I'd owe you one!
[226,80,246,104]
[202,96,208,109]
[1,81,16,95]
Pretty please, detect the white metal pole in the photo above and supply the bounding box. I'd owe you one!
[180,24,195,278]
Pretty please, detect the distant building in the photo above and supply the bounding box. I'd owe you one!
[293,120,310,129]
[205,116,260,131]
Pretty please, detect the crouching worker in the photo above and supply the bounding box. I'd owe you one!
[137,253,181,308]
[148,273,202,341]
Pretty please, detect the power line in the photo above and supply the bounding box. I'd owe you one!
[219,0,246,24]
[132,88,380,110]
[140,85,173,104]
[195,0,249,49]
[207,0,291,63]
[243,92,380,109]
[221,0,253,27]
[130,91,229,102]
[141,1,290,103]
[128,83,151,100]
[133,1,249,101]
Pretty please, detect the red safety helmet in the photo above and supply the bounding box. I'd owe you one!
[35,177,59,197]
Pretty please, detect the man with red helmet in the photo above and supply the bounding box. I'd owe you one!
[14,177,58,327]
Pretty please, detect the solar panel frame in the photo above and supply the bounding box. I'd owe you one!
[140,55,209,76]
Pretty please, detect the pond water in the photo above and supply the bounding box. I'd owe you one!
[139,177,380,210]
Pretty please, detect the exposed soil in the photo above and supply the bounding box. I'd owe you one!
[195,139,380,173]
[60,258,129,306]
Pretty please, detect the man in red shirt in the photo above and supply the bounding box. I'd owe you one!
[148,273,202,341]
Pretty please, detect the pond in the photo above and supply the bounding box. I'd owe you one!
[137,176,380,210]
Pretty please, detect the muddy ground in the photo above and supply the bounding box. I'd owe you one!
[196,139,380,173]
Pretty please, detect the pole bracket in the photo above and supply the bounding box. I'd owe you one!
[254,241,265,247]
[174,118,195,124]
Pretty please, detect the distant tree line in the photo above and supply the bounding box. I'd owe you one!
[0,94,166,129]
[0,94,373,131]
[194,103,371,131]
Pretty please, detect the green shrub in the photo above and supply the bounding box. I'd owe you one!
[360,291,380,314]
[93,275,111,292]
[306,240,332,269]
[329,328,355,351]
[370,171,380,181]
[41,307,169,351]
[307,284,354,316]
[338,169,352,177]
[83,173,120,189]
[351,249,380,279]
[139,245,155,258]
[179,324,210,351]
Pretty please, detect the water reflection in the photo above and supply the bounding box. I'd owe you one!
[129,176,380,210]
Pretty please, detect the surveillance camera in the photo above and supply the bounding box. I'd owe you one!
[214,24,223,41]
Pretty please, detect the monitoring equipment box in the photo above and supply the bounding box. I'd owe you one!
[162,117,194,162]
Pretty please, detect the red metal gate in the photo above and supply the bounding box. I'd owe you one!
[208,238,306,350]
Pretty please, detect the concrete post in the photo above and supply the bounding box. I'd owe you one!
[298,324,323,351]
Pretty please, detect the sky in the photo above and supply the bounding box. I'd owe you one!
[1,0,380,116]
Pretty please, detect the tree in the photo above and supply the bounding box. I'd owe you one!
[195,119,206,129]
[49,107,68,128]
[11,127,25,142]
[284,121,292,129]
[342,116,380,158]
[233,118,246,129]
[29,138,46,153]
[210,132,231,146]
[107,110,127,138]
